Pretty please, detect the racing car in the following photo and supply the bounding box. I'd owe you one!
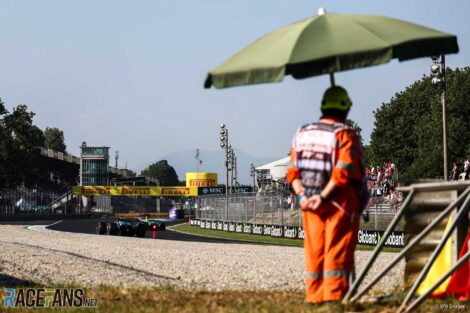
[96,218,147,237]
[137,217,166,231]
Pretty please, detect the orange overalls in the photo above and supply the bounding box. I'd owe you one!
[287,118,363,303]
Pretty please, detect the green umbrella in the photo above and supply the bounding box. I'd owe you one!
[204,9,458,89]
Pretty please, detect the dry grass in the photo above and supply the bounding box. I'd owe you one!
[2,286,468,313]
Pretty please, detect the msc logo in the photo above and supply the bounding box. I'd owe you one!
[199,187,225,195]
[2,288,98,308]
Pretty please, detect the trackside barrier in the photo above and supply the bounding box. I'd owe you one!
[189,218,405,248]
[114,212,169,218]
[189,218,405,246]
[193,192,405,246]
[0,213,98,221]
[198,192,400,228]
[342,181,470,312]
[198,192,300,226]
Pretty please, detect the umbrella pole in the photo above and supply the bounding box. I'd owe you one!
[329,72,335,86]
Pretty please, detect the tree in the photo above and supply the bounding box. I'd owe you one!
[345,119,362,136]
[0,100,75,191]
[0,98,11,184]
[140,160,179,186]
[44,127,67,152]
[367,67,470,184]
[0,104,45,187]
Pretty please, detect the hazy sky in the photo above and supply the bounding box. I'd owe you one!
[1,0,469,172]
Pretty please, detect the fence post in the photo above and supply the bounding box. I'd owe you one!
[375,200,379,230]
[287,196,291,226]
[379,198,383,229]
[271,194,274,225]
[253,193,256,225]
[262,194,265,224]
[235,195,238,223]
[245,196,248,224]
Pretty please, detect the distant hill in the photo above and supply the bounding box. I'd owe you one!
[136,149,278,185]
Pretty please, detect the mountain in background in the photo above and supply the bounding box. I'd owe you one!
[136,149,279,185]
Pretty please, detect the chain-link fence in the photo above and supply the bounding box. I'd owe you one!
[0,188,63,214]
[198,193,403,231]
[0,188,175,215]
[199,192,301,226]
[363,195,405,231]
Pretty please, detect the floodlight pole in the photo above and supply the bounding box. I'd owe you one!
[440,55,448,181]
[220,124,229,221]
[431,54,448,181]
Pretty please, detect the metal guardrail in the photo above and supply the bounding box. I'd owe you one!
[343,181,470,312]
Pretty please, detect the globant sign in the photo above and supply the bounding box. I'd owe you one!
[357,230,404,247]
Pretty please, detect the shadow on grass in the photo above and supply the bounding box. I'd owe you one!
[0,274,36,287]
[0,285,467,313]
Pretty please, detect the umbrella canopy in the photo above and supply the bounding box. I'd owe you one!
[204,9,459,89]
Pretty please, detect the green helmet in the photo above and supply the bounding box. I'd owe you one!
[321,86,352,111]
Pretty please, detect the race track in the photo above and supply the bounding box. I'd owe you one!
[46,218,251,244]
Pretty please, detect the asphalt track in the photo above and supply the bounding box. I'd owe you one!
[1,218,252,244]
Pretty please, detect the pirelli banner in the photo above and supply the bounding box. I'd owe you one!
[72,186,198,197]
[186,172,217,187]
[188,219,404,247]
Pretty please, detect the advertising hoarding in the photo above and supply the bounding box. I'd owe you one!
[186,173,218,187]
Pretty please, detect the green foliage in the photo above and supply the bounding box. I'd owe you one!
[368,67,470,184]
[0,103,46,187]
[0,100,72,189]
[44,127,67,152]
[345,118,362,136]
[140,160,179,186]
[0,99,10,184]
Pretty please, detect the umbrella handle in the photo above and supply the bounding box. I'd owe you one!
[329,72,335,86]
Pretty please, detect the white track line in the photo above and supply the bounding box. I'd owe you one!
[27,220,63,232]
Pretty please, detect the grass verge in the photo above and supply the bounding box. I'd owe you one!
[171,223,402,252]
[1,285,467,313]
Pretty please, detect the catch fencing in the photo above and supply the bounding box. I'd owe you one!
[199,192,300,226]
[0,188,62,214]
[198,192,404,231]
[0,188,173,215]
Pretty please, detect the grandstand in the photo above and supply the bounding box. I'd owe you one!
[0,147,140,214]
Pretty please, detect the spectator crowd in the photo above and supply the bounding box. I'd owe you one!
[451,158,470,181]
[366,161,401,212]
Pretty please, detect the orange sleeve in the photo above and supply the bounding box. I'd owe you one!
[331,129,362,187]
[286,147,300,184]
